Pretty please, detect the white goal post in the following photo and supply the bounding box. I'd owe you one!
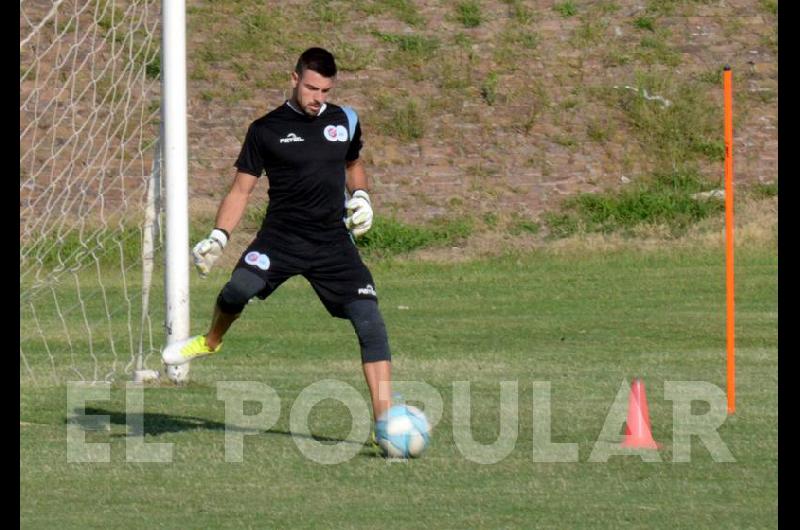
[161,0,191,353]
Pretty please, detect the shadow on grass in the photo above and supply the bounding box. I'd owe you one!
[72,408,383,456]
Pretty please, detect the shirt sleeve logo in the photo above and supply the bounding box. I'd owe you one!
[324,125,349,142]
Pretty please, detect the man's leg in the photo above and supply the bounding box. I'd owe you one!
[342,299,393,421]
[362,359,392,422]
[206,267,268,347]
[163,268,267,364]
[205,303,239,350]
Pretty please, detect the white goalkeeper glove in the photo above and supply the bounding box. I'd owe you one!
[345,190,373,238]
[192,228,229,277]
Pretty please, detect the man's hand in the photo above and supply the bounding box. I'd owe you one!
[192,228,228,277]
[345,190,373,238]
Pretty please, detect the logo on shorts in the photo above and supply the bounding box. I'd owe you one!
[245,251,270,271]
[324,125,348,142]
[358,284,377,297]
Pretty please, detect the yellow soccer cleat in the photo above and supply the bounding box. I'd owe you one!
[161,335,221,366]
[367,429,380,451]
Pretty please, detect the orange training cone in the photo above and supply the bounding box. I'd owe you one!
[621,378,660,449]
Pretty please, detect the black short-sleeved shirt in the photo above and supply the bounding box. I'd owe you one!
[235,101,363,249]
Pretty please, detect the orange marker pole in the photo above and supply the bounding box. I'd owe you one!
[723,65,735,414]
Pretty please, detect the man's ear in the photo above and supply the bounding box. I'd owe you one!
[291,71,299,88]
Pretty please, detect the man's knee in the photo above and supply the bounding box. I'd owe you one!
[343,300,391,363]
[217,268,266,315]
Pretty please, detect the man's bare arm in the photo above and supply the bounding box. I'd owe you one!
[214,171,259,235]
[346,158,369,193]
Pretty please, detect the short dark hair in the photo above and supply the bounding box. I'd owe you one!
[295,47,337,78]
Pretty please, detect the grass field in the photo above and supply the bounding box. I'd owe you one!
[20,242,777,528]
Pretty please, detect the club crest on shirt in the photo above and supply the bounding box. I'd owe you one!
[245,251,270,271]
[324,125,348,142]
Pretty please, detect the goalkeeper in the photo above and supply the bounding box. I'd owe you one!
[163,47,393,423]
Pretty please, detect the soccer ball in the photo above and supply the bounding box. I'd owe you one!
[165,362,190,383]
[375,404,431,458]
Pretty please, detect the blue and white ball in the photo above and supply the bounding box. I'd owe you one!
[375,404,431,458]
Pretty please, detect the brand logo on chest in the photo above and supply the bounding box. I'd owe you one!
[280,133,304,143]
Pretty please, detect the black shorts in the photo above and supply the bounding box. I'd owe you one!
[233,236,378,318]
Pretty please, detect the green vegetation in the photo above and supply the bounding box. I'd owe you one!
[357,216,473,256]
[586,118,612,142]
[438,49,474,90]
[594,1,621,14]
[636,30,681,66]
[373,31,441,68]
[96,0,124,32]
[554,1,578,17]
[602,47,632,67]
[508,213,541,235]
[633,16,655,31]
[760,0,778,15]
[645,0,717,16]
[572,17,607,48]
[747,181,778,200]
[190,5,295,69]
[762,28,778,54]
[502,28,539,50]
[358,0,426,27]
[21,225,146,272]
[696,66,725,85]
[373,96,427,140]
[335,42,377,71]
[456,1,483,28]
[506,0,536,24]
[379,33,440,58]
[603,72,725,167]
[144,53,161,79]
[316,0,348,25]
[481,72,499,105]
[545,169,724,238]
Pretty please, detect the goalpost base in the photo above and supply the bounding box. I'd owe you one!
[132,370,161,383]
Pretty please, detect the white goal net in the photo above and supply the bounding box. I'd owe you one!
[20,0,164,385]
